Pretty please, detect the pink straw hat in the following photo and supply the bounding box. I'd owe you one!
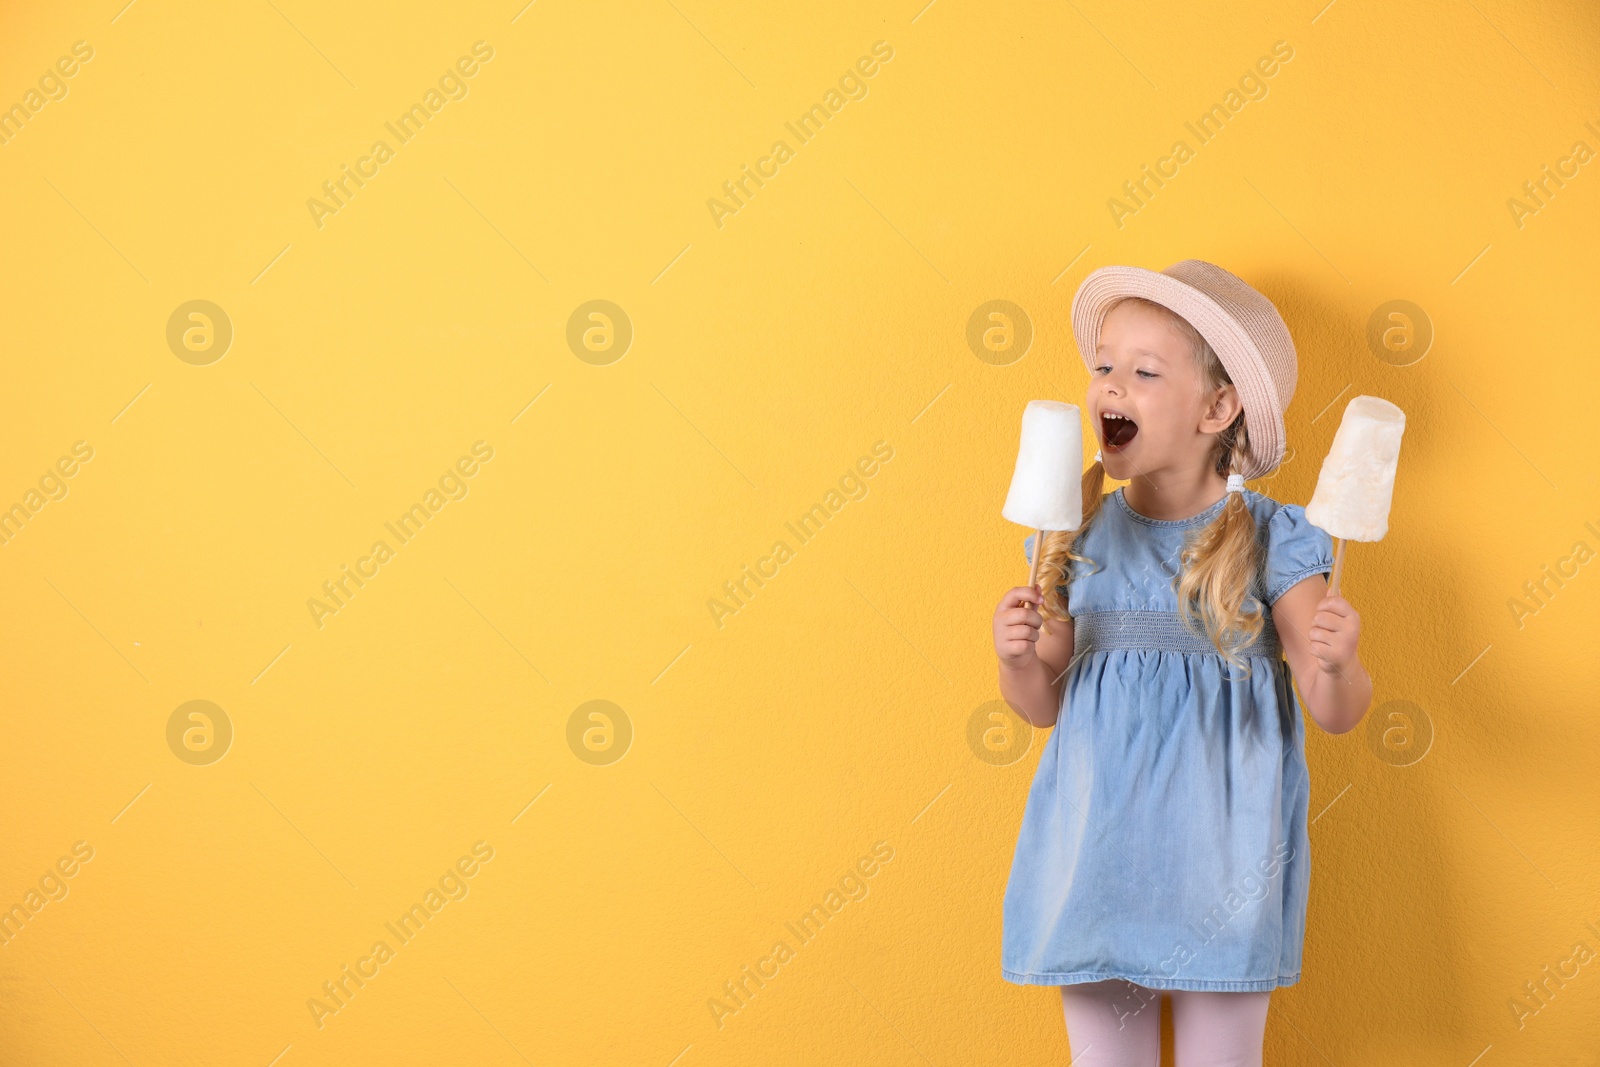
[1070,259,1298,480]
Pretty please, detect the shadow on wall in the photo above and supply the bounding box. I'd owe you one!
[1247,266,1592,1058]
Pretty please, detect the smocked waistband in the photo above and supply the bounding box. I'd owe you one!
[1071,610,1282,658]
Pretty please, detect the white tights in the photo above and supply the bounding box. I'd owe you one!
[1060,979,1271,1067]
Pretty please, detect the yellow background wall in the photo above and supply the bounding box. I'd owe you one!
[2,1,1597,1064]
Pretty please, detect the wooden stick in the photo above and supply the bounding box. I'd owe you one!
[1028,527,1044,592]
[1328,536,1347,597]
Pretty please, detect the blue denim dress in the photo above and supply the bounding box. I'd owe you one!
[1005,487,1334,993]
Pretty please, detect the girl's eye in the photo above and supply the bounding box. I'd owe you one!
[1137,370,1158,379]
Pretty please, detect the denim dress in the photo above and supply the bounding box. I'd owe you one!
[1004,487,1335,993]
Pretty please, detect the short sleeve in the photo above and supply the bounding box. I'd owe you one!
[1262,503,1335,605]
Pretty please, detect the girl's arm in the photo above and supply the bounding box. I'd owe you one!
[994,585,1075,729]
[1271,574,1372,734]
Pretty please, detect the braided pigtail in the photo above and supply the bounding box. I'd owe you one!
[1034,451,1108,635]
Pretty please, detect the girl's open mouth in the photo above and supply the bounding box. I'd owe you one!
[1101,411,1139,450]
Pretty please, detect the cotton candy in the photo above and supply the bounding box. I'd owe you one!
[1306,395,1406,541]
[1003,400,1083,531]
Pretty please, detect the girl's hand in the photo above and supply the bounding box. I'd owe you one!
[993,586,1044,670]
[1308,592,1361,675]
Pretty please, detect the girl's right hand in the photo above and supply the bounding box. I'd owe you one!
[993,585,1044,670]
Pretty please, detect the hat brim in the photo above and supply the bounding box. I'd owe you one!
[1070,265,1286,479]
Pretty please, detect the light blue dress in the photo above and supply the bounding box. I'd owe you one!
[1005,486,1334,993]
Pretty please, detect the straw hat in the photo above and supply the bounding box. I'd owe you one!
[1070,259,1297,480]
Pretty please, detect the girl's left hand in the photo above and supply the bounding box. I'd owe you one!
[1309,592,1361,675]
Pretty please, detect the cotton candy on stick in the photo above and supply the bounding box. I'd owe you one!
[1003,401,1084,594]
[1305,395,1406,596]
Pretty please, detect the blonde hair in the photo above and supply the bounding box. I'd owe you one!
[1035,296,1269,676]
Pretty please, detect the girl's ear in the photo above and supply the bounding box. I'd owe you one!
[1199,383,1242,431]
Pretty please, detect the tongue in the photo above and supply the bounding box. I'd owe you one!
[1105,417,1138,447]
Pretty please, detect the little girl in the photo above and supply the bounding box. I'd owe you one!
[990,260,1371,1066]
